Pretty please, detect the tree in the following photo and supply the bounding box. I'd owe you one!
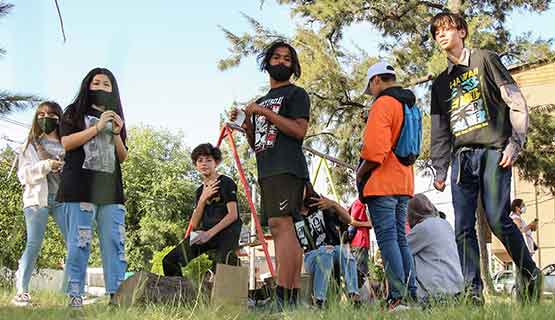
[121,126,199,271]
[0,2,40,115]
[218,1,553,200]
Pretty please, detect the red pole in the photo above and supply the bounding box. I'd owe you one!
[225,126,276,277]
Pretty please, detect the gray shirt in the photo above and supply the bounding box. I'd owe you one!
[39,138,64,195]
[408,217,464,299]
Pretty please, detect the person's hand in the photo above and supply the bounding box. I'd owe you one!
[199,179,220,204]
[499,141,522,168]
[529,219,538,231]
[434,180,446,192]
[111,112,124,135]
[244,102,264,117]
[309,195,337,211]
[191,230,213,245]
[48,159,64,172]
[228,108,239,122]
[96,111,115,132]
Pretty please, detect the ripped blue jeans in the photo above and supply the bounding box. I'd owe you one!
[64,202,127,296]
[304,245,359,301]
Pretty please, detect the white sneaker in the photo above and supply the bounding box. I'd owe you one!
[68,296,83,308]
[388,299,411,312]
[11,293,31,307]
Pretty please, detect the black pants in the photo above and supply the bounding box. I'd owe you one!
[162,223,241,276]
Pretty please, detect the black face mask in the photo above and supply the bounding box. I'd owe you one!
[37,117,58,134]
[266,63,294,82]
[89,90,117,110]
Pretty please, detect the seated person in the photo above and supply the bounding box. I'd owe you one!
[407,194,464,303]
[294,182,359,307]
[163,143,242,276]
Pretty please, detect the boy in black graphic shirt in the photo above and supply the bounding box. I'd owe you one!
[294,182,359,307]
[229,40,310,308]
[429,12,541,304]
[163,144,241,276]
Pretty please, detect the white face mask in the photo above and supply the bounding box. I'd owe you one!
[520,206,527,214]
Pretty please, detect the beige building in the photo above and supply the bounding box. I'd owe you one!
[491,59,555,270]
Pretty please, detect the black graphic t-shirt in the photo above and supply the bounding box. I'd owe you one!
[194,175,242,231]
[431,49,515,149]
[253,84,310,179]
[293,208,345,253]
[56,104,126,204]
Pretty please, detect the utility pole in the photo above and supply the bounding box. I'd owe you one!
[535,185,542,267]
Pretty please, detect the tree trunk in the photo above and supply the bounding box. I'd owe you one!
[476,198,495,295]
[111,271,211,306]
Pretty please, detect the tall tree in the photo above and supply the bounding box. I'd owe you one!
[219,1,553,199]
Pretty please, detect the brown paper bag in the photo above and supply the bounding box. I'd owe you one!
[211,263,249,308]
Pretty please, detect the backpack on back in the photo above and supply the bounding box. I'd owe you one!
[394,103,422,166]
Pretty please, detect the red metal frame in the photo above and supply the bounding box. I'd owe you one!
[183,124,276,277]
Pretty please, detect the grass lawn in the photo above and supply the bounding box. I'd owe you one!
[1,289,555,320]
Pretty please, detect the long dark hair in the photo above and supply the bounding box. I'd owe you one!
[257,40,302,80]
[63,68,127,141]
[25,101,64,151]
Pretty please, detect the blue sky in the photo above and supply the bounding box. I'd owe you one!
[1,1,554,148]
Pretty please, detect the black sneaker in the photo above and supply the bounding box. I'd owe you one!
[68,296,83,308]
[517,268,543,304]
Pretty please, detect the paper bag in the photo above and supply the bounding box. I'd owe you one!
[211,263,249,308]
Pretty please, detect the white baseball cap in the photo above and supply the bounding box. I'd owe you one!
[363,61,396,95]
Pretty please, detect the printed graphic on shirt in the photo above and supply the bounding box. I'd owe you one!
[294,211,327,249]
[448,68,489,137]
[254,96,284,153]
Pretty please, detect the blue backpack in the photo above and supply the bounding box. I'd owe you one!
[394,104,422,166]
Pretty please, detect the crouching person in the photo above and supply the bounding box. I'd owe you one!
[163,143,242,276]
[407,194,464,305]
[295,182,359,308]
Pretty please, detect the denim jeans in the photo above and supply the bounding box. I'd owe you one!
[64,202,127,296]
[304,245,359,301]
[451,148,538,295]
[15,194,67,294]
[364,196,416,300]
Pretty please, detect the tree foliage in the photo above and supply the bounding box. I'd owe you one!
[219,0,555,198]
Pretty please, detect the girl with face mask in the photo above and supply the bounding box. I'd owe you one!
[12,102,67,306]
[510,199,538,256]
[57,68,128,308]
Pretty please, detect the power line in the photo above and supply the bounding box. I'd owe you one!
[0,116,31,129]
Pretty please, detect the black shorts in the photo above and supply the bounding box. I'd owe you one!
[259,174,305,226]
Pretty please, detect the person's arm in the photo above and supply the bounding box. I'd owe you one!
[111,113,128,162]
[242,116,255,149]
[17,145,55,185]
[351,219,372,228]
[310,196,351,225]
[61,111,113,151]
[207,201,239,238]
[430,82,452,191]
[499,84,528,167]
[483,50,527,168]
[189,180,220,230]
[61,126,98,151]
[113,135,128,163]
[357,97,393,182]
[247,104,308,141]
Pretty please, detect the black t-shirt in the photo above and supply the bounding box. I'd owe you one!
[431,49,515,150]
[293,208,345,253]
[253,84,310,179]
[194,175,242,231]
[56,105,126,204]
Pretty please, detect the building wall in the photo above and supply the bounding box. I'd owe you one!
[491,61,555,269]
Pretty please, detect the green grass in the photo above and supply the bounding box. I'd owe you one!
[1,289,555,320]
